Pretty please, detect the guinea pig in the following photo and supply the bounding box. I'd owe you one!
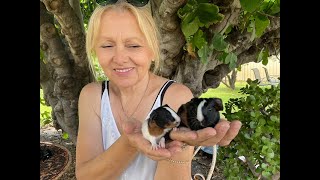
[177,97,223,130]
[141,104,181,150]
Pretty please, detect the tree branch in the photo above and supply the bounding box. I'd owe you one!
[151,0,186,78]
[68,0,85,33]
[211,0,241,34]
[42,0,89,73]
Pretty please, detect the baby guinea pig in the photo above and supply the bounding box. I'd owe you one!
[141,104,181,150]
[177,97,223,130]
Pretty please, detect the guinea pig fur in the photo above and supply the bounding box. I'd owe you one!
[177,97,223,131]
[141,104,181,150]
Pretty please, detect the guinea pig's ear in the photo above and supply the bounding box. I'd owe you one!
[150,109,158,120]
[162,104,169,108]
[213,98,223,111]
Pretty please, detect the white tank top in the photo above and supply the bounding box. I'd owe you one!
[100,80,174,180]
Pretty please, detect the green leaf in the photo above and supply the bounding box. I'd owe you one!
[231,114,238,120]
[257,49,268,65]
[255,14,270,37]
[42,119,52,126]
[249,121,256,128]
[62,132,69,140]
[181,16,200,37]
[267,148,275,158]
[198,45,209,64]
[224,25,233,35]
[256,126,262,133]
[197,3,224,26]
[262,145,268,154]
[261,163,268,169]
[225,52,237,69]
[217,52,228,62]
[40,49,44,60]
[270,115,279,122]
[212,33,228,51]
[246,20,256,41]
[259,118,266,126]
[240,0,263,13]
[193,30,207,49]
[269,0,280,15]
[250,111,256,117]
[262,171,271,178]
[244,133,251,139]
[249,95,256,101]
[262,55,269,65]
[177,3,194,19]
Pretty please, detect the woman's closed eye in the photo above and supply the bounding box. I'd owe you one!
[127,44,141,48]
[101,45,113,48]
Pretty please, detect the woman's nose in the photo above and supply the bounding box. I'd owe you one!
[112,46,128,64]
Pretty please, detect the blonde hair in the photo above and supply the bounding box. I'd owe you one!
[86,2,160,81]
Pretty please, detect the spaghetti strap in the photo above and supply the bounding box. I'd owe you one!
[149,80,175,110]
[101,81,106,99]
[101,81,110,99]
[160,80,175,105]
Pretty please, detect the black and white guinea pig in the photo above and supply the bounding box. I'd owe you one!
[177,97,223,130]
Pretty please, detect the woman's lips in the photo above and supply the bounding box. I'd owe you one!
[113,67,134,76]
[114,67,133,73]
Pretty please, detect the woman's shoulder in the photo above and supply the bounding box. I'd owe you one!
[161,79,194,111]
[153,75,192,97]
[79,81,104,100]
[167,81,193,100]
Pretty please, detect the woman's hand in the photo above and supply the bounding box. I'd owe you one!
[169,119,242,147]
[121,119,184,161]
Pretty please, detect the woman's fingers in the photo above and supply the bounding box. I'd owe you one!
[197,121,230,146]
[168,119,241,147]
[218,120,242,146]
[169,127,197,143]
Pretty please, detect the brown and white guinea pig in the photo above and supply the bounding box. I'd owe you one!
[177,97,223,130]
[141,104,181,150]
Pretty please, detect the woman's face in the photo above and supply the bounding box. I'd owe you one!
[95,9,154,88]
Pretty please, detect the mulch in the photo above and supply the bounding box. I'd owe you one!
[40,142,72,180]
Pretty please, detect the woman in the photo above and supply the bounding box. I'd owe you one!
[76,1,241,179]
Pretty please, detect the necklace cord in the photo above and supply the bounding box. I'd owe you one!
[120,74,150,120]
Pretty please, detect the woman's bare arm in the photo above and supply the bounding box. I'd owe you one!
[154,83,195,179]
[75,83,138,179]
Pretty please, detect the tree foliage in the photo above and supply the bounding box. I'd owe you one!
[219,79,280,179]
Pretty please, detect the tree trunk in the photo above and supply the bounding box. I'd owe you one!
[40,0,92,144]
[222,69,237,90]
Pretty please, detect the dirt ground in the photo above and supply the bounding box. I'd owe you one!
[40,125,225,180]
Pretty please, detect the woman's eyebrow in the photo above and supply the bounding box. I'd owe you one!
[124,37,144,43]
[97,36,145,44]
[96,36,114,42]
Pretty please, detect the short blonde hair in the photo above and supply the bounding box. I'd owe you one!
[86,2,160,81]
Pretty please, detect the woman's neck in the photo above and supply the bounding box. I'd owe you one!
[111,73,152,98]
[111,72,152,121]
